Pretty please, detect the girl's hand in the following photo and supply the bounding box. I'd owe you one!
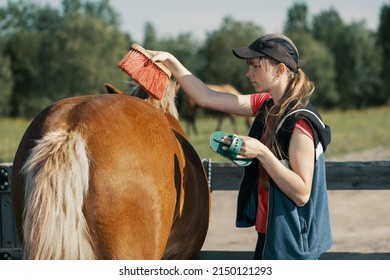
[149,50,175,66]
[221,135,266,159]
[148,50,189,77]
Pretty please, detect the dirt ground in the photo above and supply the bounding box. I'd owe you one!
[201,145,390,257]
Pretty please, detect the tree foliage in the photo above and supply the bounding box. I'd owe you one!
[288,32,338,108]
[284,3,310,34]
[378,4,390,104]
[285,3,384,109]
[199,16,264,94]
[334,22,382,108]
[0,0,388,117]
[0,36,13,116]
[0,0,129,117]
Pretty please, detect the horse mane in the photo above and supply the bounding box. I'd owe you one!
[147,80,179,120]
[105,77,181,120]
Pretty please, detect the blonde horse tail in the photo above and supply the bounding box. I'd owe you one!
[21,129,95,259]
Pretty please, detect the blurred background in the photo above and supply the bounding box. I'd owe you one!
[1,0,390,258]
[0,0,389,162]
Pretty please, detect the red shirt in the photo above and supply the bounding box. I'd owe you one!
[250,93,314,233]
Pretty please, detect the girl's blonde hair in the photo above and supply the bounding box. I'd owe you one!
[255,57,315,188]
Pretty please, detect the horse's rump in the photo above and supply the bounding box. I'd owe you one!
[162,130,210,259]
[13,94,202,259]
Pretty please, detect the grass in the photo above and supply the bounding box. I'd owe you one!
[321,107,390,156]
[180,116,253,162]
[0,118,32,163]
[181,106,390,161]
[1,106,390,163]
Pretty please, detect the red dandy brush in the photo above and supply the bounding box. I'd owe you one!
[117,43,171,100]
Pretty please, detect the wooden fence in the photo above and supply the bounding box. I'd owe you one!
[202,160,390,192]
[1,161,390,260]
[198,160,390,260]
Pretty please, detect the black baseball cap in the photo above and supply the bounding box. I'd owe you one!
[232,34,300,72]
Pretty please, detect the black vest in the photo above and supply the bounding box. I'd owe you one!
[236,98,331,227]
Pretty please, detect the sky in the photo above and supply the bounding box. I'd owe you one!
[1,0,389,42]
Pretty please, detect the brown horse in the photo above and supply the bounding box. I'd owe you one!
[178,84,253,135]
[11,79,210,260]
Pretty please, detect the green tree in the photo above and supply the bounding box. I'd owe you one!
[55,14,129,97]
[84,0,119,26]
[284,2,310,34]
[158,32,202,74]
[334,22,382,108]
[156,32,203,117]
[0,37,13,116]
[312,8,344,48]
[0,0,42,115]
[0,0,38,35]
[6,30,44,116]
[288,32,338,108]
[200,16,264,94]
[143,21,159,48]
[0,0,130,117]
[284,4,338,108]
[378,4,390,104]
[311,8,346,108]
[62,0,82,16]
[312,7,382,108]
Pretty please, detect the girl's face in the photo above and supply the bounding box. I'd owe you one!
[246,58,279,94]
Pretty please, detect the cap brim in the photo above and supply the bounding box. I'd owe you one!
[232,47,266,59]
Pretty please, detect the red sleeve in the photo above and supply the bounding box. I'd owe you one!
[294,119,314,141]
[250,93,271,115]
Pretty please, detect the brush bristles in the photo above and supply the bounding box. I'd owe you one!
[118,48,169,100]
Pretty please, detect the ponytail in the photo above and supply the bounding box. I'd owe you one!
[259,63,315,189]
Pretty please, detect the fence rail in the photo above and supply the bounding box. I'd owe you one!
[202,160,390,191]
[199,160,390,260]
[1,161,390,260]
